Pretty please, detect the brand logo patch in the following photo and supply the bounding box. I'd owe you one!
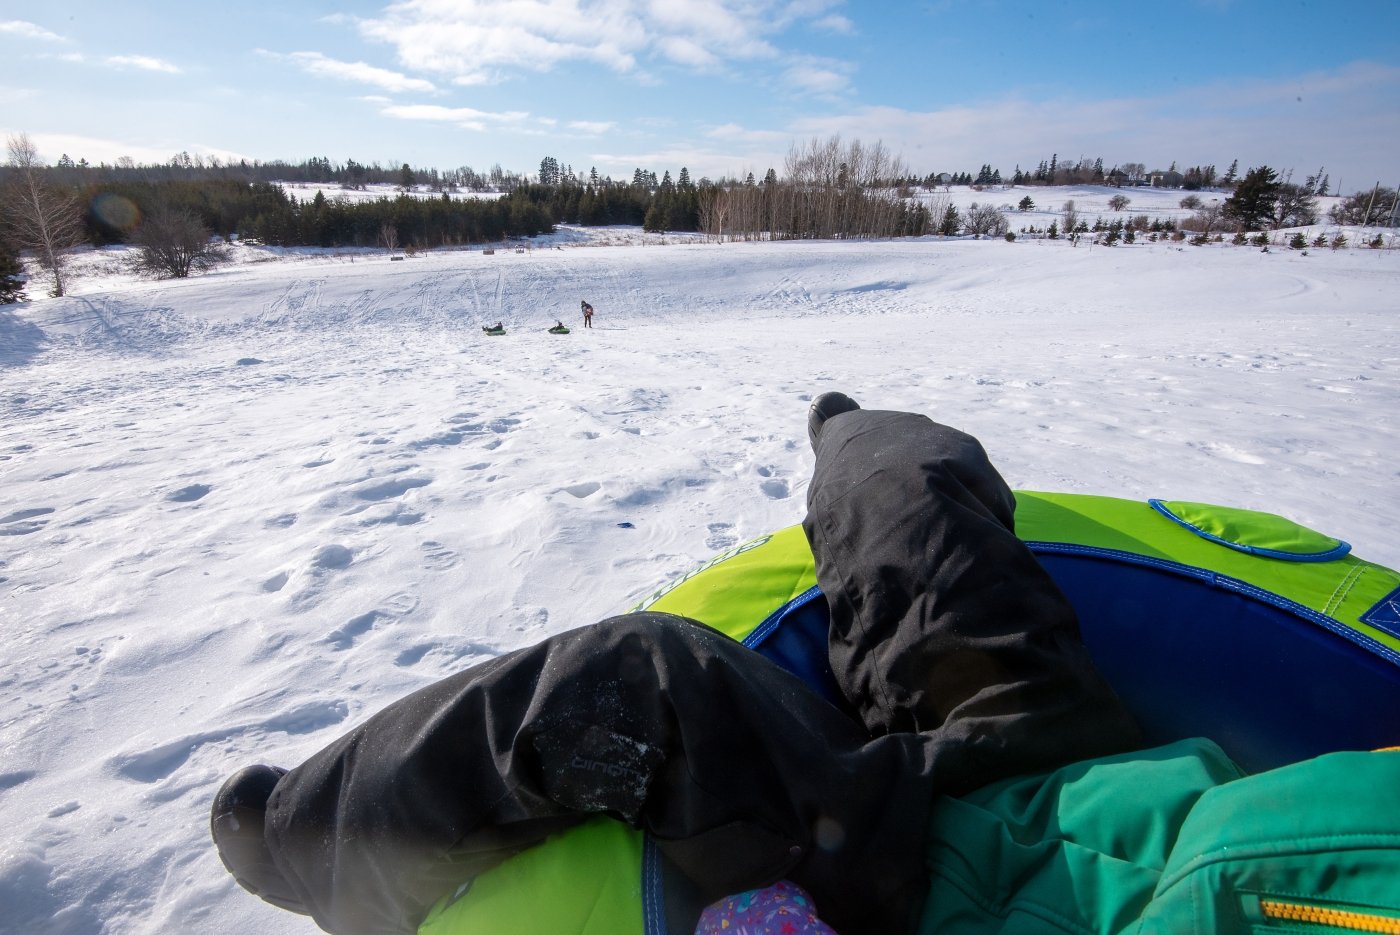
[1360,585,1400,640]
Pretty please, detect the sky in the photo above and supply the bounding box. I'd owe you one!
[2,1,1399,190]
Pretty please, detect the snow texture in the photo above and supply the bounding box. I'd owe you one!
[0,186,1397,933]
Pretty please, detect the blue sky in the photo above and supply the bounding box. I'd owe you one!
[3,1,1398,191]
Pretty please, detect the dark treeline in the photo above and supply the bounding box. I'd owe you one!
[71,179,554,249]
[513,160,703,232]
[44,152,528,193]
[4,136,1369,265]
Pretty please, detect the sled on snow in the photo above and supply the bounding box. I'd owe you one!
[417,492,1400,935]
[548,324,570,334]
[482,324,506,336]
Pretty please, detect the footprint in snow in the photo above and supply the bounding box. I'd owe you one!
[420,540,459,570]
[0,506,54,536]
[706,522,739,550]
[166,483,211,503]
[109,699,349,782]
[760,478,791,500]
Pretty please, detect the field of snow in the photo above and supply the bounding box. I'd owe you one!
[2,209,1398,933]
[278,182,511,204]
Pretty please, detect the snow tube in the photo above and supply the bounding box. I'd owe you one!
[482,325,506,336]
[418,491,1400,935]
[548,327,570,334]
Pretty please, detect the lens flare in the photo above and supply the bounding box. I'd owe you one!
[91,193,141,232]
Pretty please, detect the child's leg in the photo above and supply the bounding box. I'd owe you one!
[804,409,1141,794]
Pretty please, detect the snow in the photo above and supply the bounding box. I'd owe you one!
[1,200,1398,933]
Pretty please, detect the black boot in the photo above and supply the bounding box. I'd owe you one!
[807,392,860,452]
[211,764,307,914]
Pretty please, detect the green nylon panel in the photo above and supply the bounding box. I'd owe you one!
[1134,750,1400,935]
[1154,500,1345,558]
[1013,491,1400,655]
[417,818,644,935]
[633,524,819,642]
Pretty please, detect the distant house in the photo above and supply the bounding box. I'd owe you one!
[1152,170,1186,189]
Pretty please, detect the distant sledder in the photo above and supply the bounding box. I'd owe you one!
[482,322,505,336]
[548,320,570,335]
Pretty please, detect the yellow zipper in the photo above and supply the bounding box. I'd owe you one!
[1254,897,1400,932]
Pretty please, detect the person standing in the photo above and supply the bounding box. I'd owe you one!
[581,301,594,328]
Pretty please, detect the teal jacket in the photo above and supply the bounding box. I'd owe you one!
[922,737,1400,934]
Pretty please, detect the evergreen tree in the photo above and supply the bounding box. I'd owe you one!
[0,242,26,304]
[938,203,960,235]
[1222,159,1239,186]
[399,163,416,190]
[1223,166,1281,231]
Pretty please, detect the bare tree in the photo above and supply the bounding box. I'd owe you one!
[964,202,1008,239]
[1329,185,1396,226]
[132,206,227,279]
[3,133,85,296]
[1062,200,1080,236]
[1272,183,1319,229]
[1179,202,1226,237]
[1107,194,1131,211]
[378,222,399,252]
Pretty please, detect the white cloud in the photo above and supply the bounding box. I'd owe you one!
[353,0,843,85]
[0,20,68,42]
[0,86,37,105]
[104,55,181,74]
[0,131,246,166]
[783,62,849,95]
[379,102,530,132]
[774,62,1400,188]
[706,122,790,143]
[274,50,437,94]
[568,120,616,134]
[811,14,854,34]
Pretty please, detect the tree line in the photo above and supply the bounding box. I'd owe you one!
[4,130,1396,304]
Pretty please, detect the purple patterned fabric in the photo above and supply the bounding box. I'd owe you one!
[695,880,839,934]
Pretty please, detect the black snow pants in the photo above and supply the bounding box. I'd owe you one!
[261,410,1140,935]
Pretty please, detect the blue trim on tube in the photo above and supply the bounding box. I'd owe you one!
[1147,498,1351,562]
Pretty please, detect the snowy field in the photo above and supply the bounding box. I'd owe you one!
[278,182,511,204]
[1,212,1398,932]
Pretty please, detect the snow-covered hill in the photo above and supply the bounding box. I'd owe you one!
[1,216,1397,933]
